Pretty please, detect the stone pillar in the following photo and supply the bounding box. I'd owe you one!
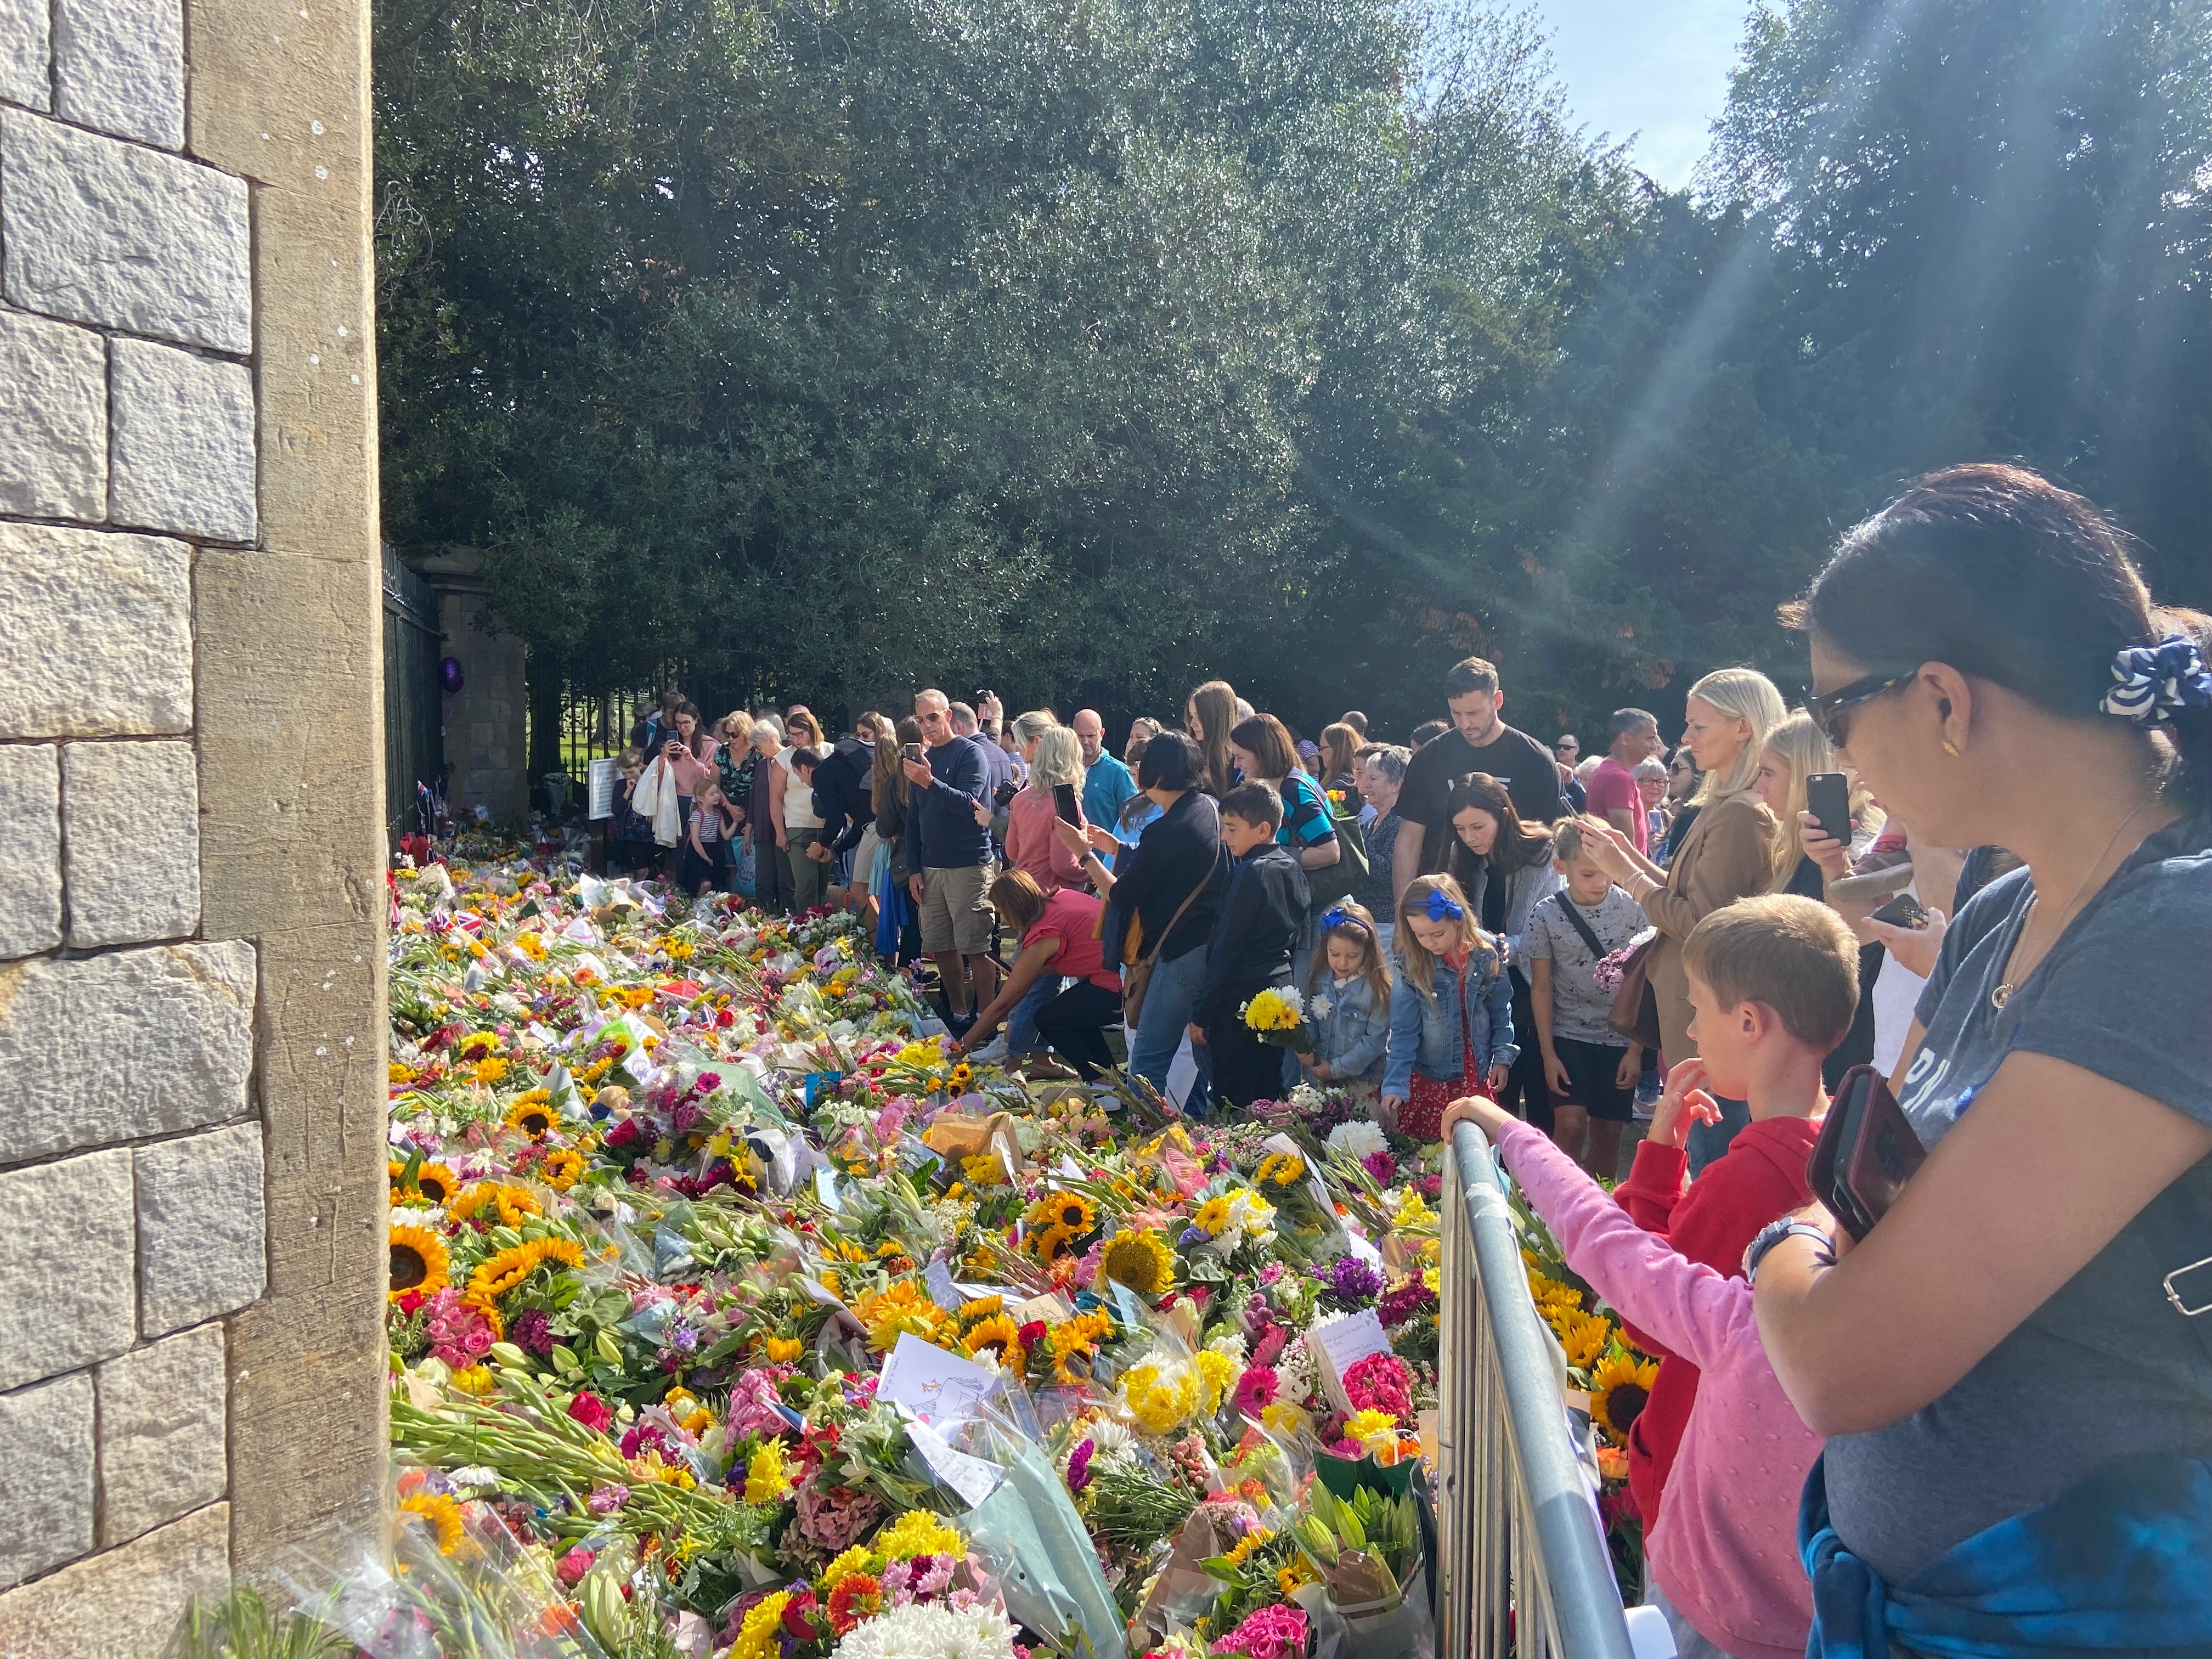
[411,547,529,821]
[0,0,386,1643]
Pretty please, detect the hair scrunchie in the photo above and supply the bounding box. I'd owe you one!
[2101,633,2212,726]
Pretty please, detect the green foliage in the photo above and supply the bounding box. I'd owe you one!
[172,1587,350,1659]
[375,0,2212,741]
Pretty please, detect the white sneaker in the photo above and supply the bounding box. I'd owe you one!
[969,1035,1011,1065]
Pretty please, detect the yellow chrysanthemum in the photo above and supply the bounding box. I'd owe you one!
[539,1148,585,1192]
[1552,1307,1613,1371]
[960,1154,1007,1188]
[399,1491,467,1555]
[1100,1229,1177,1297]
[875,1510,964,1561]
[1194,1348,1238,1412]
[1591,1350,1661,1442]
[388,1223,450,1300]
[449,1364,498,1396]
[388,1062,418,1086]
[1260,1400,1313,1437]
[1192,1195,1233,1237]
[764,1335,804,1363]
[743,1440,791,1504]
[819,1545,877,1590]
[470,1057,512,1086]
[1345,1408,1397,1447]
[851,1281,950,1353]
[731,1592,791,1659]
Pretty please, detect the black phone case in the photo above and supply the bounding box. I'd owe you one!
[1805,772,1851,847]
[1808,1064,1928,1240]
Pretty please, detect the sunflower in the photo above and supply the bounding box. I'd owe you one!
[463,1236,586,1312]
[411,1161,460,1206]
[949,1063,975,1089]
[850,1280,950,1352]
[1255,1152,1306,1188]
[539,1148,585,1192]
[957,1295,1005,1325]
[1049,1193,1096,1235]
[389,1223,450,1299]
[449,1183,541,1228]
[1100,1228,1176,1297]
[399,1491,467,1555]
[961,1313,1024,1363]
[1590,1350,1660,1441]
[504,1093,556,1139]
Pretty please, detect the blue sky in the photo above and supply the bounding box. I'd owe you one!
[1524,0,1752,189]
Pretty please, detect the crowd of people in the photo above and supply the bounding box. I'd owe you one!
[597,462,2212,1658]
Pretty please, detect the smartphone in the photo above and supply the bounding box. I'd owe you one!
[1052,783,1081,826]
[1804,771,1851,847]
[901,742,924,763]
[1870,892,1929,929]
[1807,1064,1928,1241]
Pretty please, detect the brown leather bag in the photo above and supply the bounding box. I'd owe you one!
[1121,868,1215,1029]
[1606,933,1664,1051]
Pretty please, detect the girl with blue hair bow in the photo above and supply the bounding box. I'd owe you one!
[1757,464,2212,1658]
[1381,873,1516,1140]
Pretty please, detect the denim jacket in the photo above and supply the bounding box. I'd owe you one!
[1383,943,1517,1097]
[1308,975,1389,1084]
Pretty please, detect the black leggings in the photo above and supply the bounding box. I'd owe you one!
[1034,980,1122,1079]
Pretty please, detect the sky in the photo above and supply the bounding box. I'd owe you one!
[1524,0,1752,190]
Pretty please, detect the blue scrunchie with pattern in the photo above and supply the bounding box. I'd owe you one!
[2101,633,2212,726]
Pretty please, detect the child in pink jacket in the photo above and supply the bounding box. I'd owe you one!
[1452,1099,1818,1659]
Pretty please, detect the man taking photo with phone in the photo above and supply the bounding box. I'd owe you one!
[904,689,1001,1031]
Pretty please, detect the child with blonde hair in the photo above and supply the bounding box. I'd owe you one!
[1381,873,1516,1139]
[1300,901,1392,1090]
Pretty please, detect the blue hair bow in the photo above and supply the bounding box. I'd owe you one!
[1422,889,1465,923]
[2102,633,2212,726]
[1318,906,1365,935]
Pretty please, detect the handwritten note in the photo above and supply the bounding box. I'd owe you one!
[878,1334,1000,1426]
[907,1419,1006,1508]
[1310,1309,1394,1414]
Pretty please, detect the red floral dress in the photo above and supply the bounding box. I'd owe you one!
[1399,947,1493,1141]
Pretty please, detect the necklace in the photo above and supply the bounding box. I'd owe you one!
[1990,793,2162,1009]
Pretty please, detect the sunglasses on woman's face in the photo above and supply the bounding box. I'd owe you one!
[1807,669,1918,748]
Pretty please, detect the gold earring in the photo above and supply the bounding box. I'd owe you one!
[1942,741,1959,757]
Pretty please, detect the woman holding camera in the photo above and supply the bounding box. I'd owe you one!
[1751,465,2212,1654]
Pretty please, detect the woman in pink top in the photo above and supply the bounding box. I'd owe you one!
[1005,726,1090,891]
[956,872,1121,1077]
[1451,1097,1818,1659]
[658,701,720,799]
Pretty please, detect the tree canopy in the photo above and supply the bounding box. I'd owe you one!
[374,0,2212,747]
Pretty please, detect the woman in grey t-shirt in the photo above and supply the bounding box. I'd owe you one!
[1751,464,2212,1652]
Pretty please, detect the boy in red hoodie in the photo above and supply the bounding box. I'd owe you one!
[1611,894,1859,1534]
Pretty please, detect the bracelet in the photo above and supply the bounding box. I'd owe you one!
[1744,1218,1834,1285]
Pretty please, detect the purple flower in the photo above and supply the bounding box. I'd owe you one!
[509,1308,555,1357]
[586,1483,630,1514]
[1361,1148,1399,1186]
[1066,1438,1095,1493]
[1324,1256,1385,1305]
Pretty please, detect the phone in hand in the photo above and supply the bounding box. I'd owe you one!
[1804,771,1851,847]
[901,742,924,764]
[1870,892,1929,929]
[1807,1064,1928,1241]
[1052,783,1081,826]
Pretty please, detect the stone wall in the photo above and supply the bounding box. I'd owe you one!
[0,0,386,1646]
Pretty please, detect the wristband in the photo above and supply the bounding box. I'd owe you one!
[1744,1217,1833,1285]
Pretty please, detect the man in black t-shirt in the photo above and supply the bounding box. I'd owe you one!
[1391,655,1566,907]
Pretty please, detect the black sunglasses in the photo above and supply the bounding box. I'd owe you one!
[1807,669,1917,747]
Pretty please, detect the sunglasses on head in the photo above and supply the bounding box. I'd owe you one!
[1807,668,1918,747]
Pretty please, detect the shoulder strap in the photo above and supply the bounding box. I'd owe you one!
[1550,890,1608,960]
[1143,854,1218,969]
[2132,1166,2212,1366]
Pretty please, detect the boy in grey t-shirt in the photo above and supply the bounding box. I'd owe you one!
[1522,821,1647,1174]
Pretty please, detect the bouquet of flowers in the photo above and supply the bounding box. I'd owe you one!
[1240,988,1313,1056]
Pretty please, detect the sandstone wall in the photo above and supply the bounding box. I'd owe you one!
[0,0,386,1645]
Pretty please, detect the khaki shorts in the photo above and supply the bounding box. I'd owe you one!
[919,862,997,955]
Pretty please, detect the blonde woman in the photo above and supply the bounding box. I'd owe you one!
[1005,725,1088,893]
[1577,666,1787,1169]
[1751,711,1841,899]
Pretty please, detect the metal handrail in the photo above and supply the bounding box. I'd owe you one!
[1438,1121,1637,1659]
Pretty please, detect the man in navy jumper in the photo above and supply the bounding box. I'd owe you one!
[903,689,1001,1026]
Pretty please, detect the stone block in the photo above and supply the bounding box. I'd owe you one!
[110,337,257,542]
[0,1372,95,1589]
[0,111,250,353]
[0,942,253,1165]
[0,309,107,521]
[0,1502,228,1657]
[137,1124,266,1336]
[61,741,199,947]
[54,0,183,148]
[0,1151,136,1392]
[95,1325,227,1545]
[0,0,50,110]
[0,746,62,960]
[0,522,193,740]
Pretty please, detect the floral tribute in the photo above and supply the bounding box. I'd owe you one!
[357,843,1522,1659]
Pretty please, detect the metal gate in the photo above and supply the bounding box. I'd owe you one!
[382,543,445,842]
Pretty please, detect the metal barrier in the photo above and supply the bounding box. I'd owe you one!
[1438,1122,1637,1659]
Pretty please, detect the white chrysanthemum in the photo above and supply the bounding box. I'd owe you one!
[1085,1416,1137,1456]
[1308,993,1333,1019]
[830,1601,1019,1659]
[1205,1329,1250,1365]
[1326,1119,1388,1160]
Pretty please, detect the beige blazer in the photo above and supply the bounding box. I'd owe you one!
[1641,789,1782,1064]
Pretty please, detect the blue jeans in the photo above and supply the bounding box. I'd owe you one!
[1007,975,1059,1056]
[1685,1095,1752,1178]
[1128,945,1210,1113]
